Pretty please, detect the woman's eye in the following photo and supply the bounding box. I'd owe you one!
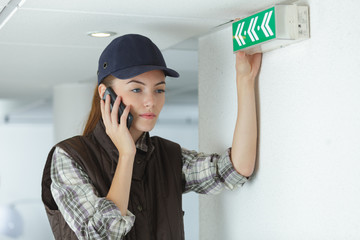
[132,88,141,93]
[156,89,166,93]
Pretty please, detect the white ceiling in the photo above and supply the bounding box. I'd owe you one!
[0,0,285,111]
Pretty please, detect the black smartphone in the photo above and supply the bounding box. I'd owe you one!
[102,87,133,129]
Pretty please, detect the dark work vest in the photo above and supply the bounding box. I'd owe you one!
[41,121,185,239]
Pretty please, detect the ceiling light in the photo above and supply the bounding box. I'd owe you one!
[88,31,116,38]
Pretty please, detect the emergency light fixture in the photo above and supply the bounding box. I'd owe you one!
[232,4,310,54]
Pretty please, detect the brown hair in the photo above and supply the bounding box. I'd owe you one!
[82,75,116,135]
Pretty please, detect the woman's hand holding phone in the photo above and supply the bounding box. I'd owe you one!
[100,94,136,158]
[101,93,135,216]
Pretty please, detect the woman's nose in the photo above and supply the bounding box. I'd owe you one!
[144,94,154,108]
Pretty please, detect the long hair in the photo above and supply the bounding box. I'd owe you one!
[82,75,116,136]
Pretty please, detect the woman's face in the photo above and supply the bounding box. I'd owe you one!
[102,70,166,135]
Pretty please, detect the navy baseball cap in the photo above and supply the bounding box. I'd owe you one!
[97,34,179,85]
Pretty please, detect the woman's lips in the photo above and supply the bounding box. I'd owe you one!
[139,113,156,119]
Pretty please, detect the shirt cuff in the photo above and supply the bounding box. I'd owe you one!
[218,148,249,190]
[94,198,135,234]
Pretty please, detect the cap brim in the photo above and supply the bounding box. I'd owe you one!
[111,65,180,79]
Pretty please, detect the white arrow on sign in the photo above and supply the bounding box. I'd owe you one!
[261,10,274,37]
[251,16,259,41]
[248,18,255,42]
[235,22,246,46]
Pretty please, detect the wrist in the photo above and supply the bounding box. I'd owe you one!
[114,142,136,159]
[118,152,135,164]
[236,71,255,81]
[236,77,255,89]
[115,154,135,173]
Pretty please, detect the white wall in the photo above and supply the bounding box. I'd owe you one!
[0,124,54,240]
[198,1,360,239]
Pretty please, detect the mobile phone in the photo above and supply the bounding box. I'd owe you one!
[102,87,133,129]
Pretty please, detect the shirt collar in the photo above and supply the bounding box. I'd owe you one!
[135,132,154,154]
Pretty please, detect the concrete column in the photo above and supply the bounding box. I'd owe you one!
[53,82,94,143]
[198,26,237,240]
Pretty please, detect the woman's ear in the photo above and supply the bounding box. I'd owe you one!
[98,83,107,99]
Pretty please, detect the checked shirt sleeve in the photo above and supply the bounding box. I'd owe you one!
[50,147,135,239]
[182,148,249,195]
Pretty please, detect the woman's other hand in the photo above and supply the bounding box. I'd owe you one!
[235,51,262,83]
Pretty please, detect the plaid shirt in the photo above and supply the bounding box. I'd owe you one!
[50,133,248,239]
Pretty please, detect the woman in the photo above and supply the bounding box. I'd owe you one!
[41,33,261,239]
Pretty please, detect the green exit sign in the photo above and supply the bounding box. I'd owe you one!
[232,5,310,54]
[233,7,276,52]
